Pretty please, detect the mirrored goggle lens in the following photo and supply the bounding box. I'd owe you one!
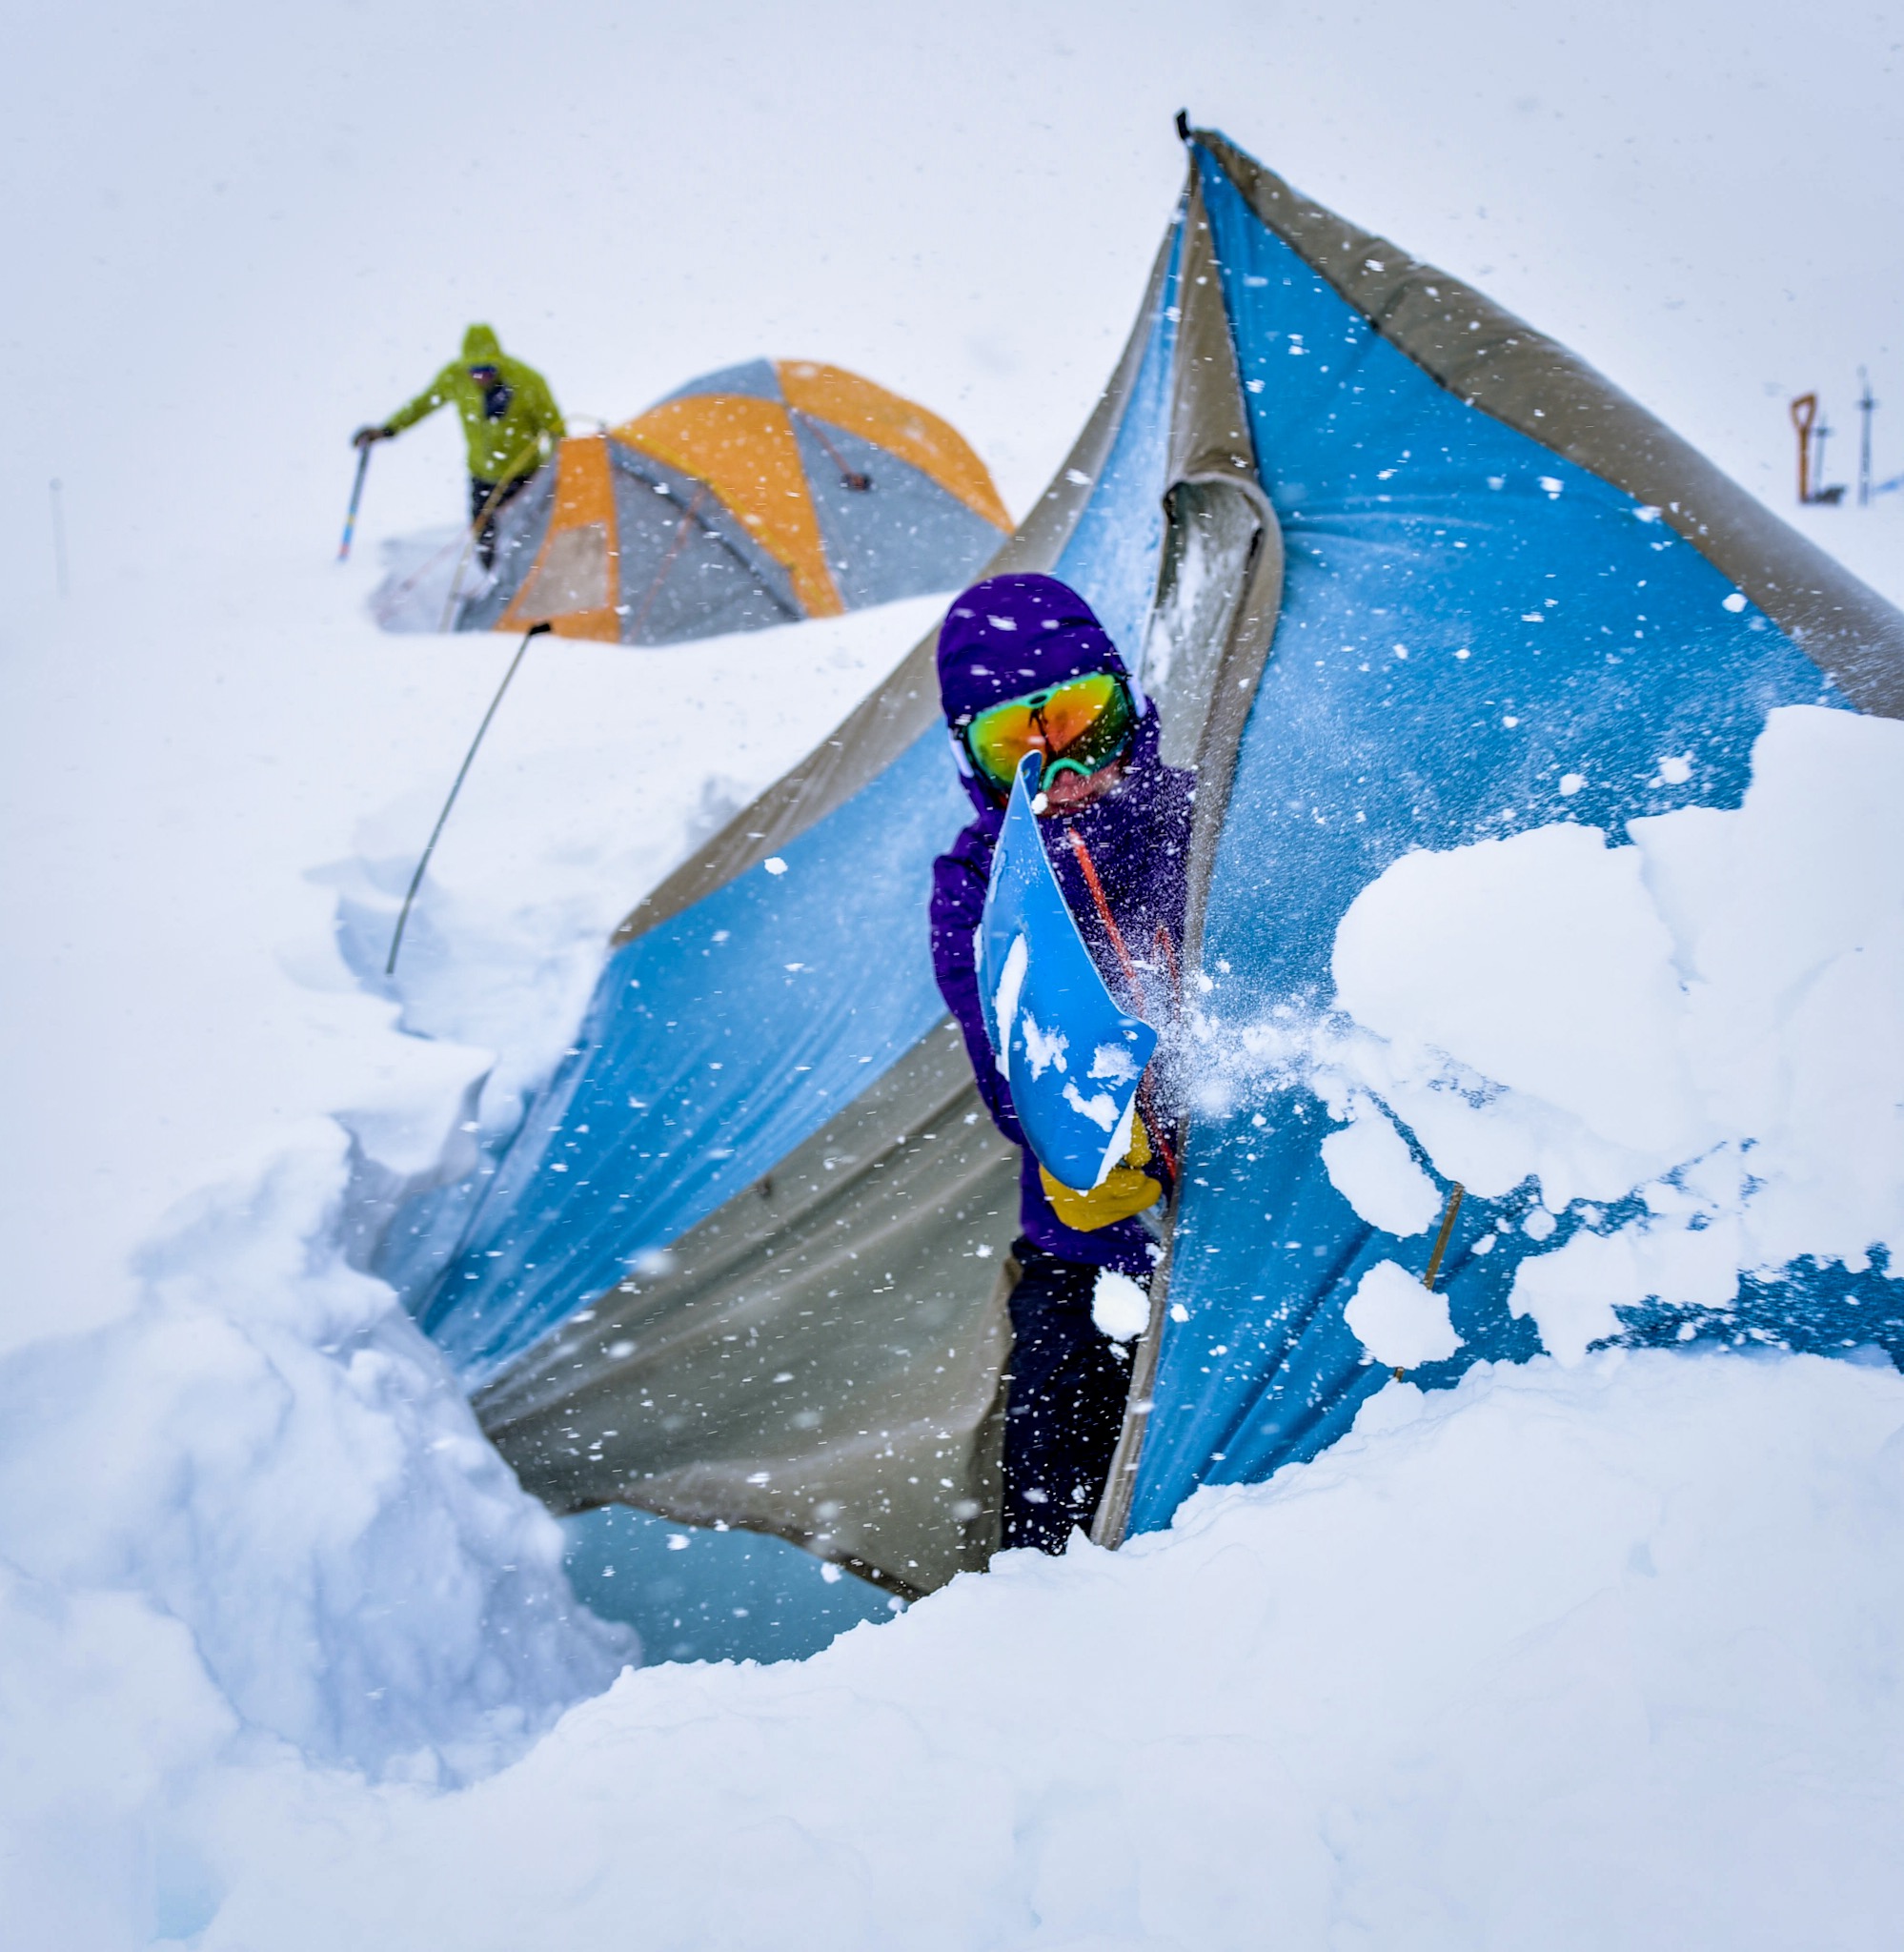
[963,672,1133,791]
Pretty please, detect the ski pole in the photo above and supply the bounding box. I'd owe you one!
[338,442,373,562]
[385,621,553,977]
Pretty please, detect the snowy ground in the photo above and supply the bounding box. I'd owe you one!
[5,2,1904,1945]
[24,1351,1904,1951]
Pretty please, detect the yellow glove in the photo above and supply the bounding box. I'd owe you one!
[1039,1114,1163,1230]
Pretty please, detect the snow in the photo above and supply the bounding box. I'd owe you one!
[1091,1268,1151,1342]
[5,0,1904,1942]
[1325,705,1904,1359]
[1322,1094,1443,1235]
[18,1352,1904,1948]
[0,1126,632,1782]
[1335,821,1706,1173]
[1345,1257,1465,1367]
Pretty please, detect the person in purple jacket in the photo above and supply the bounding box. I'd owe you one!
[930,572,1193,1552]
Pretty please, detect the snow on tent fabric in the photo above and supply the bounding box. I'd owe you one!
[371,359,1012,646]
[382,128,1904,1593]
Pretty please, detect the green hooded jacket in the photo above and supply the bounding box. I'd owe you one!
[384,324,565,484]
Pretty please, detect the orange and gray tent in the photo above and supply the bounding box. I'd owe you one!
[375,128,1904,1596]
[376,359,1010,644]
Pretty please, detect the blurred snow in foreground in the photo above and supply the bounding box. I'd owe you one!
[9,1351,1903,1945]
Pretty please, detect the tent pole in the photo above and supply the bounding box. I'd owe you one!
[385,621,552,978]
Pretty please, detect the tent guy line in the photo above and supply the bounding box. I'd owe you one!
[386,621,553,978]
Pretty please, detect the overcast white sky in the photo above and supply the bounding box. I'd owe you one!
[5,0,1900,583]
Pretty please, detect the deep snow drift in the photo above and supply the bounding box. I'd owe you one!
[16,1351,1904,1949]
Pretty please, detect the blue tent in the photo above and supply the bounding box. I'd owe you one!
[383,128,1904,1588]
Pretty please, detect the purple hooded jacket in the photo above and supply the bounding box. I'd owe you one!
[929,574,1194,1275]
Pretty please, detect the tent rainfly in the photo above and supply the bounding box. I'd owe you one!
[374,359,1011,646]
[376,128,1904,1596]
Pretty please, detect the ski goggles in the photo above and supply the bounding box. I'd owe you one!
[959,670,1137,797]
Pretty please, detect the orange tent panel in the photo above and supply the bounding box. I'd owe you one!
[777,360,1011,532]
[612,396,842,619]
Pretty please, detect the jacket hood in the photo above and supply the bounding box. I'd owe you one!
[462,323,503,365]
[936,574,1129,724]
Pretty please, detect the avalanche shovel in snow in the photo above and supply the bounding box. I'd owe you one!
[977,752,1157,1191]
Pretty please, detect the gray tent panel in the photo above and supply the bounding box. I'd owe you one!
[651,358,786,408]
[450,441,807,646]
[1091,171,1286,1546]
[607,447,803,644]
[455,467,559,633]
[791,417,1009,612]
[475,1022,1018,1596]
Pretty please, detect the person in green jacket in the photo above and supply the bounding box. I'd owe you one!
[354,324,564,569]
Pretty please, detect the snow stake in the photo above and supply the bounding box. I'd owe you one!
[1422,1182,1465,1291]
[385,621,553,977]
[1812,407,1846,503]
[1857,369,1878,507]
[337,442,373,563]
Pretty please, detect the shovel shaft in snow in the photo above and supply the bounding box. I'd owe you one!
[1422,1182,1465,1291]
[337,444,373,562]
[1791,394,1817,505]
[385,622,553,977]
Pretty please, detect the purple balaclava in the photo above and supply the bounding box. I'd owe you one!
[935,573,1133,726]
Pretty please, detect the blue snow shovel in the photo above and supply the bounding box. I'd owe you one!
[977,753,1158,1191]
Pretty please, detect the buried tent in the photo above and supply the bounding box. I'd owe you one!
[381,127,1904,1594]
[371,359,1012,644]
